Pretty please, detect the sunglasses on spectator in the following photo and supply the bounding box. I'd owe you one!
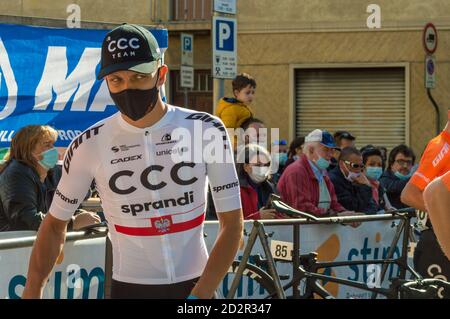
[395,159,413,166]
[344,160,365,169]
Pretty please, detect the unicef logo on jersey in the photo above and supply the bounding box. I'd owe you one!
[156,146,189,157]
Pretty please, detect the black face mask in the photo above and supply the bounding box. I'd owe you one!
[109,70,160,121]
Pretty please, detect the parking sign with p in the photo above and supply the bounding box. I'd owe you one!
[213,16,237,79]
[216,20,234,51]
[181,33,194,66]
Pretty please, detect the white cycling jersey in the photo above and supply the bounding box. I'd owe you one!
[50,104,241,285]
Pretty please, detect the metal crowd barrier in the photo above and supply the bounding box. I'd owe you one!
[0,204,414,299]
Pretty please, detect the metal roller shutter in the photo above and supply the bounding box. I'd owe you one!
[295,67,406,151]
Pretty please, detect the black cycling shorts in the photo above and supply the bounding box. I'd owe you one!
[111,277,199,299]
[413,229,450,281]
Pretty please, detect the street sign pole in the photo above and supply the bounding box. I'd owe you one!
[212,0,237,114]
[422,22,440,134]
[181,33,194,108]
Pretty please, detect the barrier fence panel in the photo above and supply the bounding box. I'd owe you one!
[0,214,414,299]
[0,231,107,299]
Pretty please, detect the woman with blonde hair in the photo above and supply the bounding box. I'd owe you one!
[0,125,99,231]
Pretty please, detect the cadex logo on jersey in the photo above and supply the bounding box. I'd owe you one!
[111,154,143,165]
[109,162,198,195]
[121,192,195,216]
[63,124,104,174]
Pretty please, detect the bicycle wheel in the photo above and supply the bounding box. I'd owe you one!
[216,261,278,299]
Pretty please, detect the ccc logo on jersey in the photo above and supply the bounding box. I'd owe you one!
[109,162,198,195]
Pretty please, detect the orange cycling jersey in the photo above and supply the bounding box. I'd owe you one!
[410,130,450,191]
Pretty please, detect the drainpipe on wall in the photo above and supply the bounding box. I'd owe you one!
[427,88,441,135]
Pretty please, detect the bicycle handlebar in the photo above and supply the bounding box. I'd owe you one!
[395,278,450,299]
[385,207,417,218]
[269,194,416,222]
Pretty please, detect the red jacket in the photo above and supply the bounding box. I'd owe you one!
[240,185,262,220]
[277,154,345,216]
[239,176,283,220]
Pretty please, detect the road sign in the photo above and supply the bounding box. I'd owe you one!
[213,16,237,79]
[180,65,194,89]
[423,23,438,54]
[425,55,436,89]
[214,0,237,15]
[181,33,194,66]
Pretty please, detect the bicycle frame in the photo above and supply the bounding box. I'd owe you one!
[292,215,421,299]
[226,210,420,299]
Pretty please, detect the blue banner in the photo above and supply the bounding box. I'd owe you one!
[0,23,168,147]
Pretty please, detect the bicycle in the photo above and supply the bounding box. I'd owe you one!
[221,195,450,299]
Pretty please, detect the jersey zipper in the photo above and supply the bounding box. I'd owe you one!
[144,130,177,283]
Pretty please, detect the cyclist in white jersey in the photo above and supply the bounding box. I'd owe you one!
[23,24,243,299]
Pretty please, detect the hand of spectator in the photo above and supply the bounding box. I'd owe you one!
[72,211,101,230]
[353,174,371,186]
[338,211,364,228]
[259,208,278,220]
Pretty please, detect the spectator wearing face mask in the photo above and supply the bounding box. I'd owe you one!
[236,144,288,220]
[328,147,378,214]
[0,125,100,232]
[277,129,362,225]
[361,146,394,211]
[380,144,416,209]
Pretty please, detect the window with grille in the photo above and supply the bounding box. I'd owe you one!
[171,0,212,21]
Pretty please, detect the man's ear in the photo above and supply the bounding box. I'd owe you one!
[157,65,169,86]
